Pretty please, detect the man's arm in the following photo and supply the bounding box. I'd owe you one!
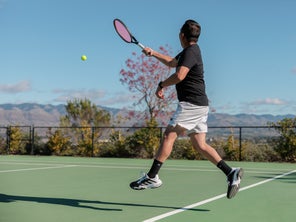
[155,66,189,99]
[162,66,189,86]
[143,47,178,68]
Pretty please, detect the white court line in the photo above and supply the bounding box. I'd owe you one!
[0,165,77,173]
[0,161,289,175]
[143,169,296,222]
[78,164,220,172]
[0,162,69,166]
[76,164,291,175]
[1,160,294,172]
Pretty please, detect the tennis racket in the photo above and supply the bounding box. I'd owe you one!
[113,18,145,49]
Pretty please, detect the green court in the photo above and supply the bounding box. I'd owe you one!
[0,155,295,222]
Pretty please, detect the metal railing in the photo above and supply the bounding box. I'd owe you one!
[208,126,279,161]
[0,125,284,160]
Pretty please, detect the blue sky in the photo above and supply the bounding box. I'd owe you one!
[0,0,295,115]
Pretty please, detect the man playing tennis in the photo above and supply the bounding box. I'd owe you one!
[129,19,243,199]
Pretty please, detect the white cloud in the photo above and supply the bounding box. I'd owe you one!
[236,98,294,115]
[100,92,137,106]
[213,103,238,114]
[292,67,296,74]
[249,98,287,105]
[0,81,32,93]
[52,89,106,103]
[214,98,292,115]
[52,89,134,107]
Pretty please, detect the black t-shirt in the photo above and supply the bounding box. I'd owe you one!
[175,44,208,106]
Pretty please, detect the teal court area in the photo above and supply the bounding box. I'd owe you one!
[0,155,295,222]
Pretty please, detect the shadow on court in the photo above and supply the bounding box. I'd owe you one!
[0,193,210,212]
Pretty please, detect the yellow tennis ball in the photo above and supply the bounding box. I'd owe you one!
[81,55,87,61]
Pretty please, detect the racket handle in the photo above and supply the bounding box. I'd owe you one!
[137,42,145,49]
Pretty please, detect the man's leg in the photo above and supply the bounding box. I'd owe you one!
[189,132,243,199]
[130,125,185,190]
[147,125,184,178]
[189,132,222,165]
[155,125,185,162]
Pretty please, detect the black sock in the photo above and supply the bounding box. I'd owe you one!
[217,160,232,176]
[147,159,163,178]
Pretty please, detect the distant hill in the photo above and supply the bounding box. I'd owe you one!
[207,113,295,127]
[0,103,294,127]
[0,103,65,126]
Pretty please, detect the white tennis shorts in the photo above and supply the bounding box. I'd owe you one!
[168,102,209,135]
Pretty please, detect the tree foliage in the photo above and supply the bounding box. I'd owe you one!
[124,118,161,158]
[8,126,26,154]
[269,117,296,162]
[46,98,111,156]
[0,137,7,154]
[60,98,110,127]
[119,45,177,125]
[46,129,72,155]
[223,134,241,161]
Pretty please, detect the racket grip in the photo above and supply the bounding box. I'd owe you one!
[137,43,145,49]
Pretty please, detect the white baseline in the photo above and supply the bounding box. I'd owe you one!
[0,165,77,173]
[143,169,296,222]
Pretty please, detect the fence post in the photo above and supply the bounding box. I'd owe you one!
[91,127,95,157]
[239,127,242,161]
[31,126,35,155]
[6,126,11,154]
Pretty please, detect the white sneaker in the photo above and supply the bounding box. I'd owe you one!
[130,173,162,190]
[227,168,244,199]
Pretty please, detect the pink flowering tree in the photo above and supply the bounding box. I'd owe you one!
[119,45,177,126]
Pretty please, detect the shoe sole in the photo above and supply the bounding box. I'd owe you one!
[227,168,244,199]
[130,182,162,190]
[151,183,162,189]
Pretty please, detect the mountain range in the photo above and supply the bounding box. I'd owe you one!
[0,103,294,127]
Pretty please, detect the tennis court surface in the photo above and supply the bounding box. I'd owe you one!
[1,155,295,222]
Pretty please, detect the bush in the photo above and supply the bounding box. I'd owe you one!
[8,126,27,154]
[0,137,8,154]
[46,129,72,156]
[99,130,131,157]
[208,137,240,161]
[120,127,159,158]
[269,118,296,162]
[243,142,280,162]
